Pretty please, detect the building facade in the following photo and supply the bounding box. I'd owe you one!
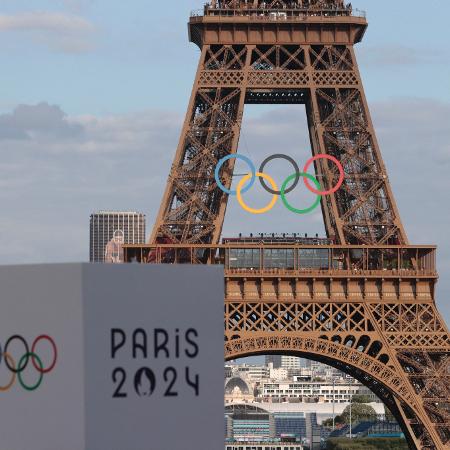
[225,441,303,450]
[260,381,360,403]
[225,443,303,450]
[225,404,317,446]
[235,364,270,381]
[265,356,302,370]
[89,211,146,262]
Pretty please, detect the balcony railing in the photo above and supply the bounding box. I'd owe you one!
[190,6,366,20]
[123,244,436,277]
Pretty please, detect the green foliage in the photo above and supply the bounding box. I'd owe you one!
[351,394,372,403]
[341,403,377,424]
[322,418,334,427]
[323,403,377,427]
[322,416,345,428]
[326,438,408,450]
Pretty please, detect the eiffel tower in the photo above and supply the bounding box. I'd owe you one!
[124,1,450,448]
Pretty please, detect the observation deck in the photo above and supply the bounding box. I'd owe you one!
[124,242,436,279]
[124,241,437,304]
[189,2,367,47]
[124,239,437,302]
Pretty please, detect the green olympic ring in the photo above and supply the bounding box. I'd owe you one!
[281,172,322,215]
[17,352,44,392]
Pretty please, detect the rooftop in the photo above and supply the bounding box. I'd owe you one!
[91,211,145,215]
[192,1,366,19]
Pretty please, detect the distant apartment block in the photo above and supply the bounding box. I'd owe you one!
[89,211,146,263]
[265,355,302,370]
[260,380,361,403]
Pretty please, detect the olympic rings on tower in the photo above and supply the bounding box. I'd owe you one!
[303,154,345,196]
[214,153,345,215]
[0,335,57,392]
[259,154,300,195]
[281,172,322,215]
[214,154,256,196]
[237,172,278,214]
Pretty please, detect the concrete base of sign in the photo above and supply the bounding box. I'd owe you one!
[0,264,224,450]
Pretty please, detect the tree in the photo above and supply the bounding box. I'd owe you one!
[351,394,372,404]
[322,415,345,428]
[322,403,377,428]
[341,403,377,424]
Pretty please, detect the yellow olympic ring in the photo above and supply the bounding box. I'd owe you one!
[0,353,16,392]
[236,172,278,214]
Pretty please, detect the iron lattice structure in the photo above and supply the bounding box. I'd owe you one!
[127,2,450,449]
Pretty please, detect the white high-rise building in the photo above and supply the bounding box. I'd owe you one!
[265,355,302,370]
[280,356,302,370]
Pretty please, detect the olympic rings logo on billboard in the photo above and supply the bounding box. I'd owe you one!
[0,335,58,392]
[214,153,345,215]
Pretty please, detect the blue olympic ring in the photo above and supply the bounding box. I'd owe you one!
[214,154,256,196]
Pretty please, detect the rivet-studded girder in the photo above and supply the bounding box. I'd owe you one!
[151,42,407,246]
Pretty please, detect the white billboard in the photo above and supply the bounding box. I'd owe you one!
[0,264,224,450]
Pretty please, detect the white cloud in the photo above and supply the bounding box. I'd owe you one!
[0,11,96,53]
[0,103,182,264]
[0,102,83,140]
[357,45,445,67]
[0,11,93,33]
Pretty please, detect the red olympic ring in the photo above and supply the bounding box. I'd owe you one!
[303,154,345,196]
[31,335,58,374]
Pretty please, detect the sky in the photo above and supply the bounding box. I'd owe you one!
[0,0,449,325]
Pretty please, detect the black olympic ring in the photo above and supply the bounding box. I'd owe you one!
[0,335,58,392]
[3,335,30,374]
[258,154,300,195]
[0,335,57,375]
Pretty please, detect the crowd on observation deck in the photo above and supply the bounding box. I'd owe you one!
[208,0,352,11]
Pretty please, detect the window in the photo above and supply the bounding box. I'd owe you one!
[229,249,260,269]
[263,249,294,269]
[299,248,329,269]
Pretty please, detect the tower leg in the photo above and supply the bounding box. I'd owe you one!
[151,45,251,245]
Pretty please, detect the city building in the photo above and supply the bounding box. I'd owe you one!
[260,380,361,403]
[306,413,321,450]
[225,360,382,407]
[225,365,234,378]
[307,361,331,376]
[234,364,270,381]
[225,377,255,404]
[269,365,289,381]
[265,356,302,370]
[89,211,146,262]
[225,404,274,441]
[225,403,319,445]
[273,411,307,440]
[236,402,385,427]
[225,442,303,450]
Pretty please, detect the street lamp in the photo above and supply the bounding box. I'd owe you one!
[332,379,335,431]
[348,381,354,439]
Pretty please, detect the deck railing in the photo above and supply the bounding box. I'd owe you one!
[123,243,436,277]
[190,7,366,20]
